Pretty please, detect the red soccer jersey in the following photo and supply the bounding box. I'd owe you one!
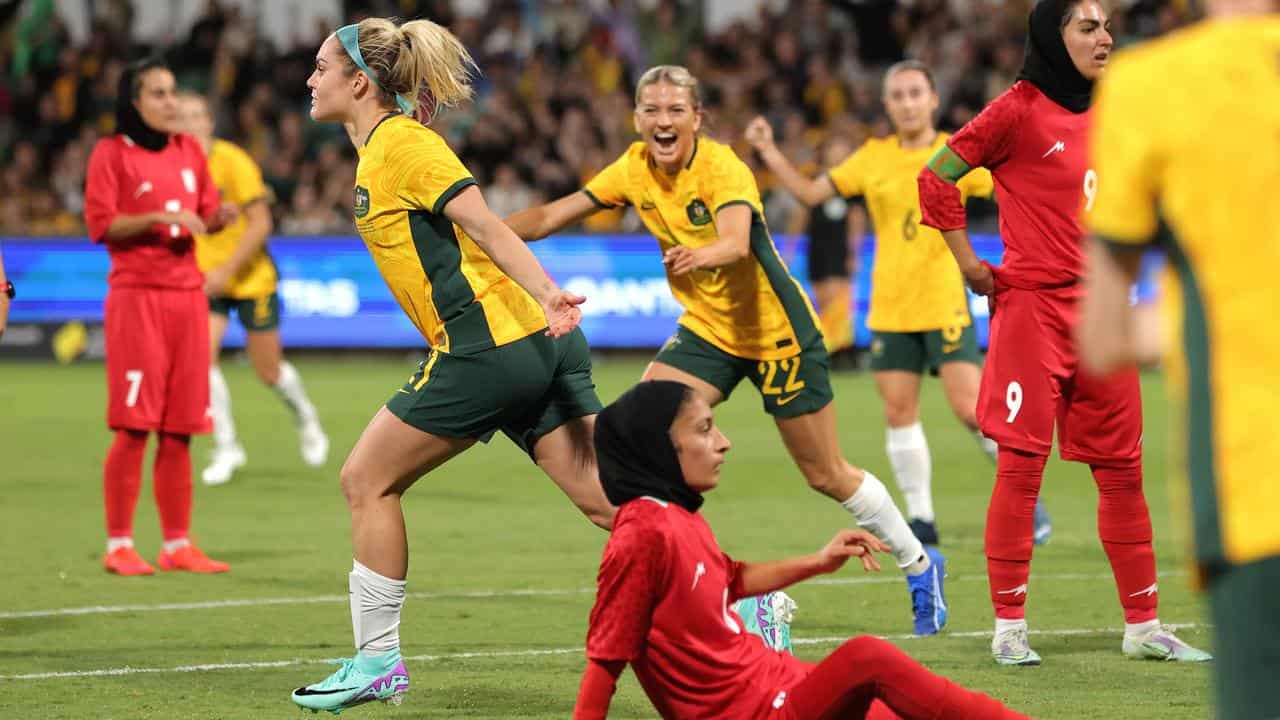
[84,134,220,289]
[929,81,1094,289]
[585,498,810,720]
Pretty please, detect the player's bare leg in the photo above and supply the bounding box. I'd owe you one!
[247,329,329,469]
[203,311,245,486]
[939,360,1051,544]
[532,415,615,530]
[641,361,726,405]
[876,370,938,543]
[776,403,946,635]
[292,407,474,713]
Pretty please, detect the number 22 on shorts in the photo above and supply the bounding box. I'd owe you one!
[1005,381,1023,423]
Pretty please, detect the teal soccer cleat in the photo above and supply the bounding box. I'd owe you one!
[292,652,409,714]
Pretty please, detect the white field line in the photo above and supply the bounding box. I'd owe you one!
[0,569,1187,620]
[0,623,1207,681]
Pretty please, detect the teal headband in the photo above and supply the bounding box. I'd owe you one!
[336,23,413,115]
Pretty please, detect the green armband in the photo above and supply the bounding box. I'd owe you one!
[925,146,972,184]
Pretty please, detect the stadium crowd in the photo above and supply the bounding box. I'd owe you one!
[0,0,1192,238]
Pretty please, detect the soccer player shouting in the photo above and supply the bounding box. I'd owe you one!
[508,66,947,637]
[574,380,1029,720]
[84,58,235,576]
[917,0,1209,665]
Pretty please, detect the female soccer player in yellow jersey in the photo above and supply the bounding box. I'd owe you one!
[290,17,613,714]
[176,92,329,486]
[746,60,1051,546]
[506,65,948,637]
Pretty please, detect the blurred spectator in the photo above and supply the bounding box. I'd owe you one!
[1,0,1196,237]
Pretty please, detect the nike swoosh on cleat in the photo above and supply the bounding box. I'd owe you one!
[293,686,357,696]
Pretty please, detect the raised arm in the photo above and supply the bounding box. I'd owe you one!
[504,190,600,242]
[445,186,584,336]
[733,529,889,598]
[744,116,838,208]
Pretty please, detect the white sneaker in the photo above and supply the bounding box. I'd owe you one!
[992,623,1042,666]
[300,422,329,468]
[1123,625,1213,662]
[202,444,247,486]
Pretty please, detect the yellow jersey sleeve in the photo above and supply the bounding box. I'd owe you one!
[957,166,995,200]
[1087,61,1162,246]
[827,145,870,198]
[223,143,268,207]
[705,145,762,214]
[582,151,632,209]
[395,129,477,214]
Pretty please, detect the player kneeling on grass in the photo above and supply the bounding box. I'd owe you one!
[574,380,1028,720]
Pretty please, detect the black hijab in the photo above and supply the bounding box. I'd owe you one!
[1017,0,1093,114]
[116,57,173,151]
[595,380,703,514]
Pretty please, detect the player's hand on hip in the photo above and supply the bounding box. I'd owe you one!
[815,529,891,574]
[662,246,701,276]
[541,290,586,338]
[962,261,995,296]
[743,116,775,150]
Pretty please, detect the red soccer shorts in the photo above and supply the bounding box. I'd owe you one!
[977,283,1141,464]
[104,286,211,435]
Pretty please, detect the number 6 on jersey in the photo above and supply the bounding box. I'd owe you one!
[1005,381,1023,423]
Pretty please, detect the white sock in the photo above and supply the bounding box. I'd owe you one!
[163,537,190,554]
[840,472,928,575]
[273,361,319,427]
[995,617,1027,634]
[886,422,933,522]
[1125,619,1160,637]
[974,431,998,464]
[350,560,406,655]
[209,366,238,450]
[107,536,134,553]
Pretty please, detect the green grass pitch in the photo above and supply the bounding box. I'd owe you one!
[0,357,1212,718]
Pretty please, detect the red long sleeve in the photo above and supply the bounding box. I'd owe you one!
[573,659,625,720]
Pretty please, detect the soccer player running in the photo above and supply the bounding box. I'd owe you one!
[176,92,330,486]
[747,60,1052,547]
[507,65,948,637]
[83,58,235,577]
[574,380,1029,720]
[290,18,613,713]
[917,0,1210,665]
[1080,5,1280,717]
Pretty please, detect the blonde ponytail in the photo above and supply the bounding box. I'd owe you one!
[345,17,477,121]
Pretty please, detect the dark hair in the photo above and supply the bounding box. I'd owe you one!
[124,57,171,100]
[883,59,936,91]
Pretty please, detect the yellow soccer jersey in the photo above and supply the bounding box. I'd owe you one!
[195,139,277,298]
[1089,17,1280,571]
[828,132,994,332]
[355,114,545,354]
[583,138,820,361]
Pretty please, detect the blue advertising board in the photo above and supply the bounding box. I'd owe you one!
[1,234,1163,350]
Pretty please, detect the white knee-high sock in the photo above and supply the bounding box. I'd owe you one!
[886,422,933,522]
[208,366,237,450]
[273,361,319,427]
[350,560,406,655]
[840,472,928,575]
[974,431,998,464]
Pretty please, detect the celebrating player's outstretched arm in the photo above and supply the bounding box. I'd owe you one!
[446,185,584,336]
